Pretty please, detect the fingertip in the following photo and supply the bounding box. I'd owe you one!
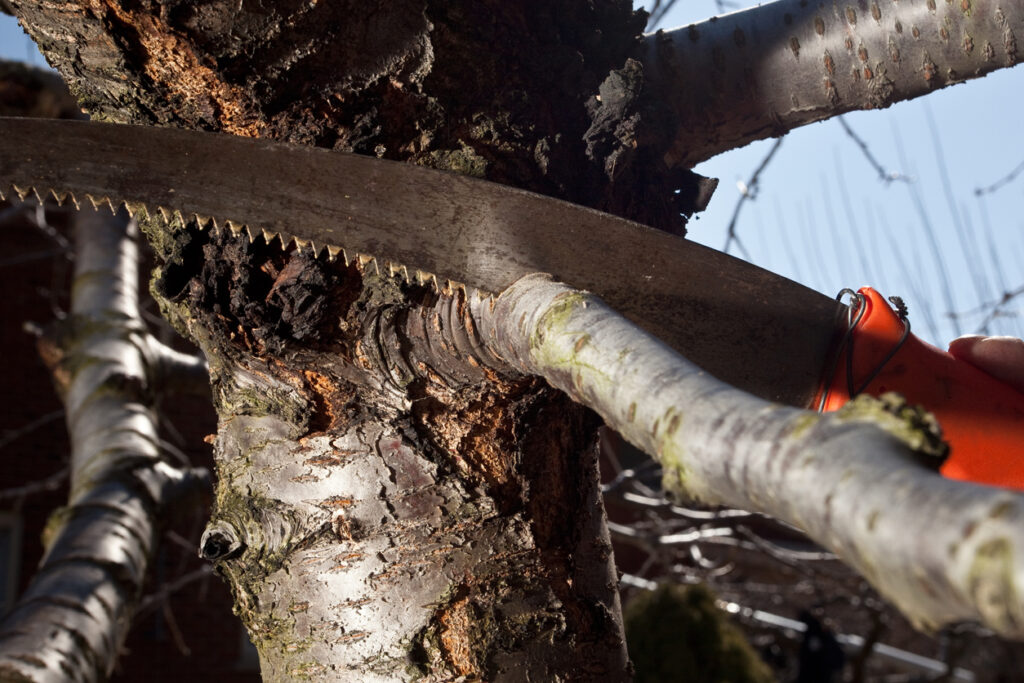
[948,334,985,359]
[948,335,1024,393]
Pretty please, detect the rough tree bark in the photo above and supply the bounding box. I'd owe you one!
[3,0,1023,680]
[8,1,655,679]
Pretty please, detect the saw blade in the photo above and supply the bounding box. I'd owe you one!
[0,117,843,407]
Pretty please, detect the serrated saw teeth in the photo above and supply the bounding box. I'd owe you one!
[47,188,71,206]
[0,181,448,295]
[83,194,105,210]
[124,201,148,219]
[356,254,379,275]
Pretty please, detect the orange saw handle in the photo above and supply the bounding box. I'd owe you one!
[817,287,1024,491]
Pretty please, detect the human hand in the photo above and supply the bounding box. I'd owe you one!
[948,335,1024,394]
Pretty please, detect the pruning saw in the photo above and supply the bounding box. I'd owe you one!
[1,117,1021,490]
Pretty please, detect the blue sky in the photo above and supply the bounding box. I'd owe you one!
[2,6,1022,345]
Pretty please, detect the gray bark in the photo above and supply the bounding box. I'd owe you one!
[642,0,1023,167]
[189,276,628,682]
[475,273,1024,638]
[0,208,207,683]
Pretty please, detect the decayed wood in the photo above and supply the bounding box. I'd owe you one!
[0,208,208,683]
[475,273,1024,638]
[171,240,628,681]
[6,1,643,677]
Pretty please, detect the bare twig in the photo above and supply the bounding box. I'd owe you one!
[968,284,1024,334]
[925,105,992,309]
[161,600,192,656]
[892,121,962,337]
[0,466,68,503]
[722,138,784,257]
[837,117,911,184]
[975,159,1024,196]
[645,0,679,30]
[136,566,214,615]
[0,408,63,451]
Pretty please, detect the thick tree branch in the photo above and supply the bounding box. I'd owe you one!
[0,208,208,683]
[474,274,1024,638]
[642,0,1023,167]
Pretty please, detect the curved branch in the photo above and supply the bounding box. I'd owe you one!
[641,0,1023,167]
[0,208,207,683]
[144,337,209,396]
[475,274,1024,638]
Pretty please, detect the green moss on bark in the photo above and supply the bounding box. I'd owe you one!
[624,584,775,683]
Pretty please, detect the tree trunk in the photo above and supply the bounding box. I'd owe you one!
[7,0,658,678]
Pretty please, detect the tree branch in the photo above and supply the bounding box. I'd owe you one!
[474,274,1024,639]
[641,0,1023,168]
[0,208,209,683]
[144,337,209,396]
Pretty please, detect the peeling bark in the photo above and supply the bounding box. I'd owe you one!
[0,208,208,683]
[162,232,628,681]
[476,273,1024,639]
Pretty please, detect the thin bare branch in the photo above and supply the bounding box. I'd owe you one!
[0,466,67,503]
[145,337,209,396]
[135,566,214,615]
[837,117,911,184]
[0,408,63,451]
[975,159,1024,196]
[723,138,783,257]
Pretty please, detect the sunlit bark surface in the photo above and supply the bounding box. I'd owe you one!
[643,0,1024,167]
[6,0,1024,678]
[477,274,1024,639]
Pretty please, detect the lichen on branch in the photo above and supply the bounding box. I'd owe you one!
[475,273,1024,638]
